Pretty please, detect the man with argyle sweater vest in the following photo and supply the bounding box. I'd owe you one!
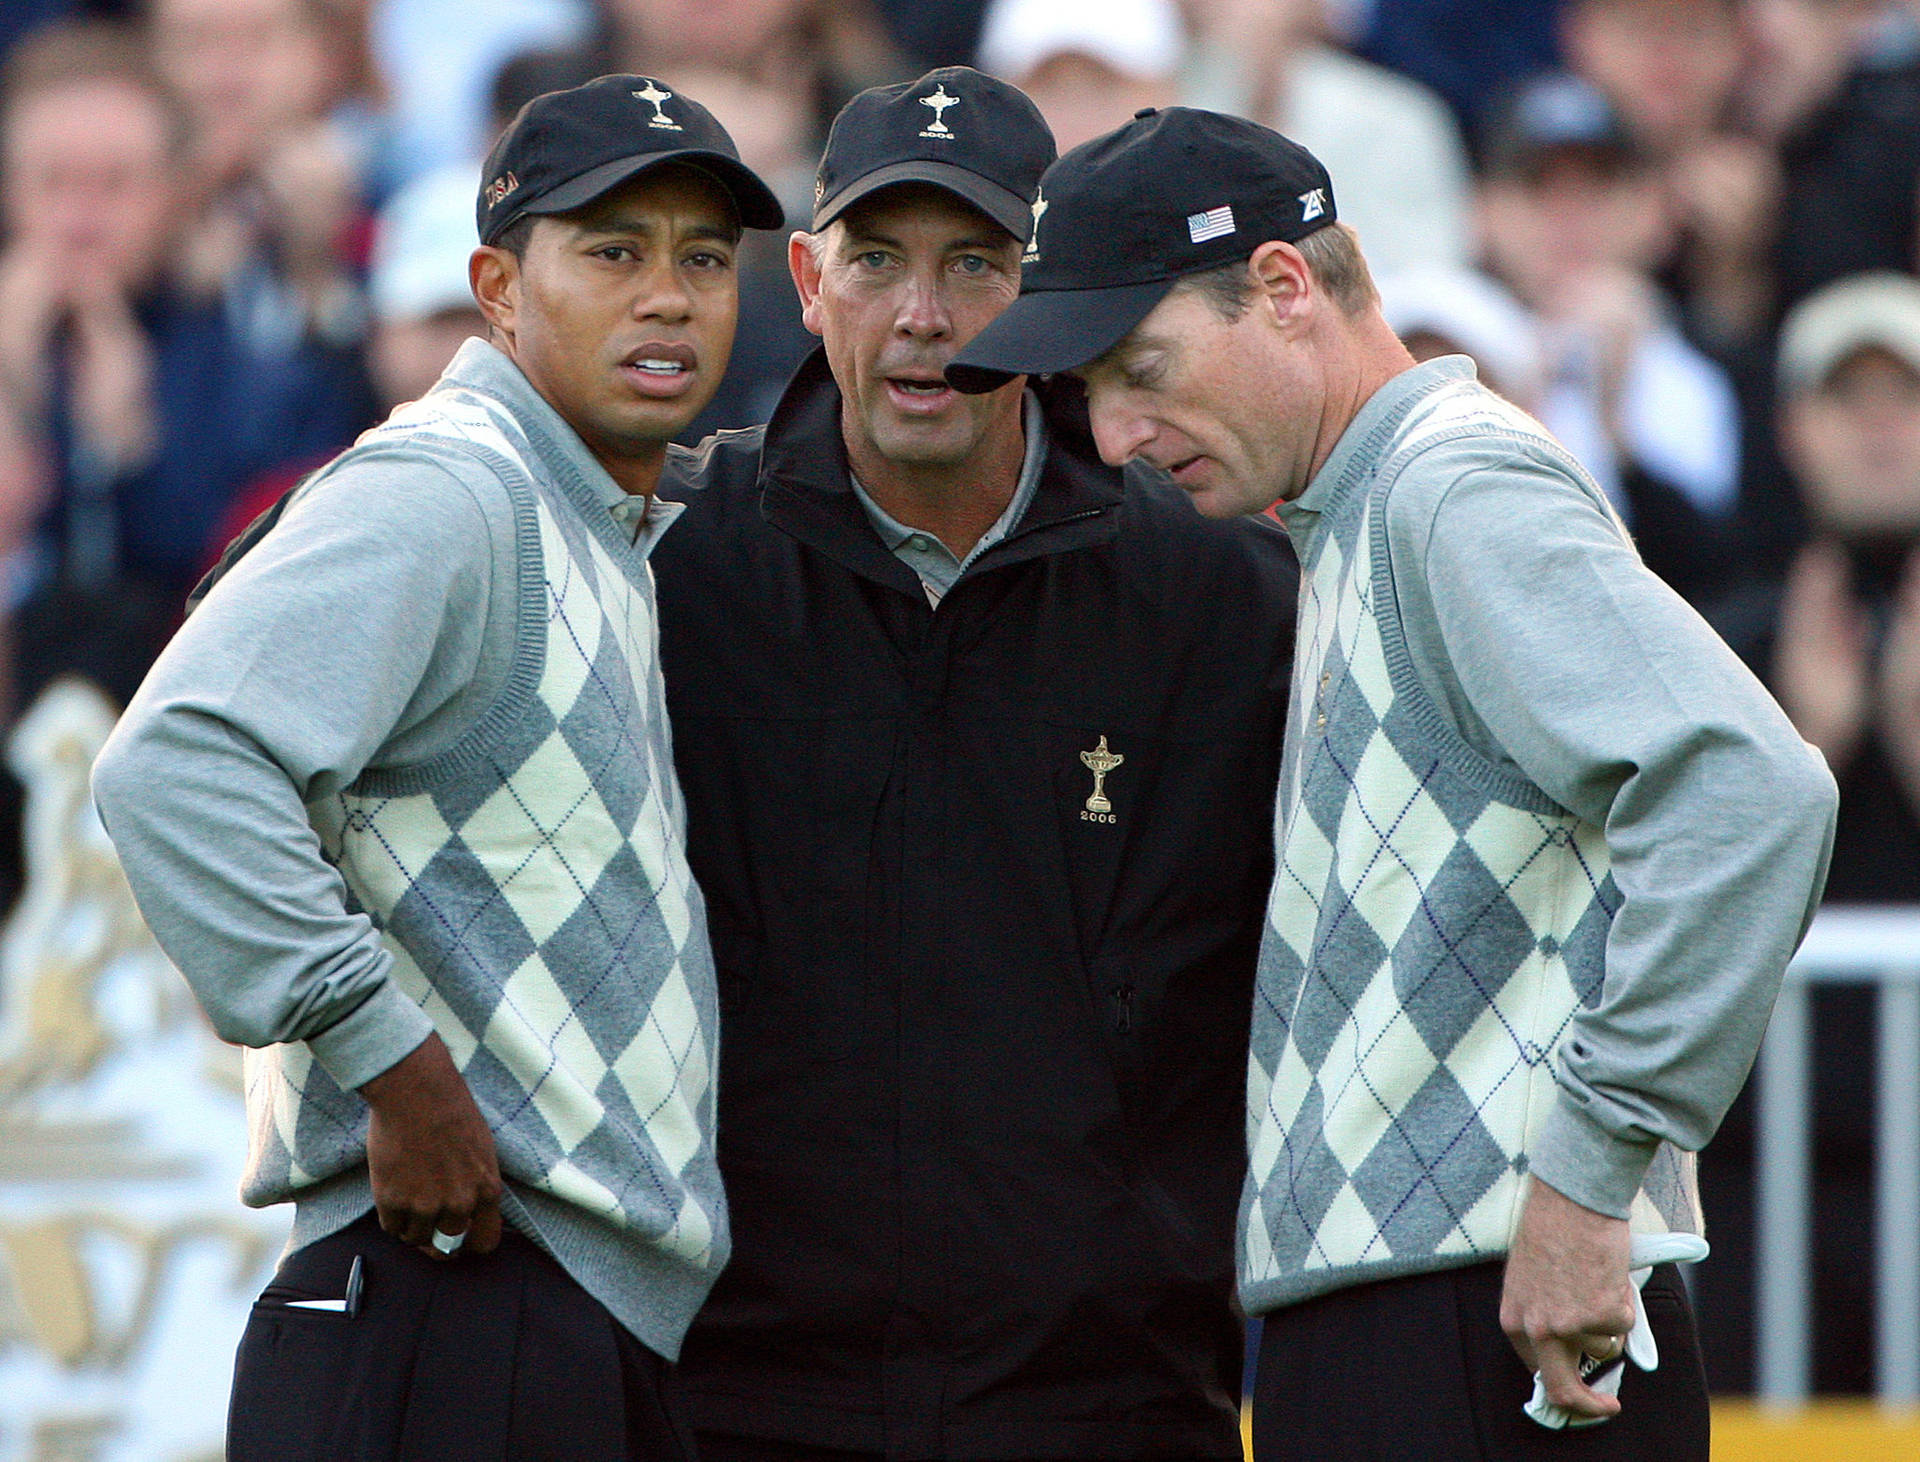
[91,79,785,1458]
[952,109,1838,1460]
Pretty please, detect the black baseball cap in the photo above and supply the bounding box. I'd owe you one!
[947,107,1336,393]
[477,73,784,245]
[812,66,1055,241]
[1479,73,1641,179]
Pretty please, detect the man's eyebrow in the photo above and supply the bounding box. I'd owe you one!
[1085,333,1166,376]
[572,214,661,238]
[839,226,905,252]
[572,216,738,244]
[948,234,1018,254]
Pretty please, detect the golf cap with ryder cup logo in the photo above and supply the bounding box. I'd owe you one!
[477,73,785,245]
[947,107,1337,393]
[811,66,1055,242]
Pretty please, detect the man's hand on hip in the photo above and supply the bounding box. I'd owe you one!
[359,1033,503,1259]
[1500,1177,1637,1420]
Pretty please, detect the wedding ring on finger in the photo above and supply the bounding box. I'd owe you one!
[1583,1333,1625,1364]
[430,1227,467,1256]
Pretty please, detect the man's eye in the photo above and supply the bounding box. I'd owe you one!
[686,250,733,270]
[856,251,891,269]
[595,245,636,262]
[954,255,989,275]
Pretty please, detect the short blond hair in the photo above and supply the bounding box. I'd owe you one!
[1181,223,1378,320]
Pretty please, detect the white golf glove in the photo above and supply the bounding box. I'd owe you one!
[1524,1231,1710,1430]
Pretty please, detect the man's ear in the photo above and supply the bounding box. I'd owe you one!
[789,230,826,338]
[471,244,521,345]
[1247,239,1313,330]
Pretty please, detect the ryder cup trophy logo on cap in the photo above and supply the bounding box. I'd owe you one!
[633,79,682,131]
[1024,187,1048,263]
[919,83,960,139]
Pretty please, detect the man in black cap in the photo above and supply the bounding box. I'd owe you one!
[950,108,1836,1459]
[93,76,782,1458]
[650,68,1297,1460]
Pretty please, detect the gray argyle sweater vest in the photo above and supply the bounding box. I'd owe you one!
[1239,380,1700,1316]
[238,384,726,1359]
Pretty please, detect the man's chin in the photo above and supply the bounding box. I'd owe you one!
[1181,477,1262,520]
[864,420,977,470]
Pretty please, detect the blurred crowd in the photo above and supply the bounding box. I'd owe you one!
[1,0,1918,1399]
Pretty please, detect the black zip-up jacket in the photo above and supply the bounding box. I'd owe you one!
[653,350,1297,1459]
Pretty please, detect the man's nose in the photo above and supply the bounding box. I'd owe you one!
[1088,395,1154,468]
[635,258,692,321]
[894,274,951,339]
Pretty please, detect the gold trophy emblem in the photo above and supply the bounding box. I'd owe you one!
[1079,736,1123,819]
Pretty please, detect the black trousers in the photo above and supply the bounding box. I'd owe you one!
[696,1434,1204,1461]
[1252,1261,1709,1461]
[228,1212,697,1461]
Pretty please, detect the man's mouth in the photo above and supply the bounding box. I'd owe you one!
[885,374,955,411]
[1164,455,1224,494]
[621,342,697,397]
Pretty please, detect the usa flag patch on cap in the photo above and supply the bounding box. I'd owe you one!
[1187,205,1235,243]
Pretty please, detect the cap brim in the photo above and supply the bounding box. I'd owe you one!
[519,150,785,232]
[815,160,1032,241]
[946,279,1175,394]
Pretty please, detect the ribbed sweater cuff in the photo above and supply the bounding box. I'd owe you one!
[1529,1096,1659,1221]
[305,979,436,1092]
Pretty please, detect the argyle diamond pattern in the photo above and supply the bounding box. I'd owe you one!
[1241,474,1698,1311]
[242,417,720,1272]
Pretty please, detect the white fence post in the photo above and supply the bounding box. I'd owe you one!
[1757,906,1920,1410]
[1756,978,1812,1406]
[1877,979,1920,1406]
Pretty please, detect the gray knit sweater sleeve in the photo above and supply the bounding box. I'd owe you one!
[92,450,519,1093]
[1383,434,1838,1218]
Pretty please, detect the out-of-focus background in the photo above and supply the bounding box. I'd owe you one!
[0,2,1917,1458]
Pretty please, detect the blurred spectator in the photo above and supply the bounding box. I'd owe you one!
[976,0,1179,152]
[0,19,372,711]
[1770,272,1920,896]
[585,0,902,189]
[1736,0,1920,318]
[149,0,372,352]
[371,0,591,186]
[1476,73,1750,605]
[202,161,487,557]
[1180,0,1472,273]
[2,3,82,59]
[1694,270,1920,1399]
[1564,0,1742,156]
[1377,265,1546,408]
[872,0,990,70]
[1562,0,1778,348]
[1352,0,1563,134]
[364,163,485,409]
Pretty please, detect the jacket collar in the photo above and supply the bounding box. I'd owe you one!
[756,346,1124,592]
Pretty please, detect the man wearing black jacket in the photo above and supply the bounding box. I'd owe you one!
[653,68,1297,1460]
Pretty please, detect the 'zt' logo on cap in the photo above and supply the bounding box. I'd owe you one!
[1187,205,1235,244]
[1299,188,1327,222]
